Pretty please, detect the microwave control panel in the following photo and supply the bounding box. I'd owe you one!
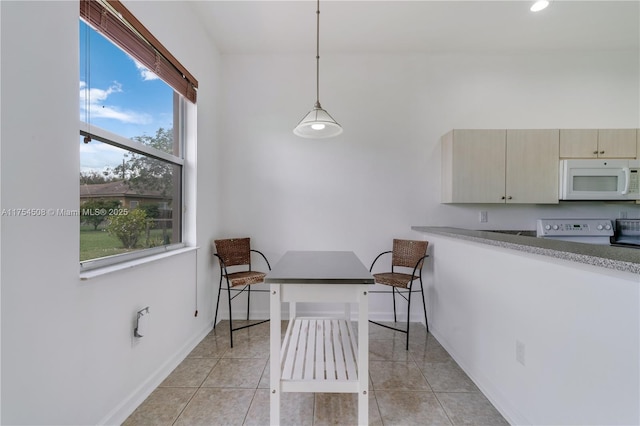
[629,169,639,194]
[536,219,614,237]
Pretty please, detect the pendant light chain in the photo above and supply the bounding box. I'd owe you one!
[315,0,320,107]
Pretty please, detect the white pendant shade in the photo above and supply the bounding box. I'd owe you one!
[293,103,343,138]
[293,0,342,139]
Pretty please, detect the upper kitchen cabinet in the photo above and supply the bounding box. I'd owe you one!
[598,129,637,158]
[505,129,559,204]
[560,129,637,159]
[441,129,559,204]
[441,129,506,203]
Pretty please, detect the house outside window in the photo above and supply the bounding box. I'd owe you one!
[79,0,197,270]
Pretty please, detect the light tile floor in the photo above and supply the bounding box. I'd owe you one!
[123,320,508,425]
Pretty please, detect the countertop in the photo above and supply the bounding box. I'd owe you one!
[412,226,640,275]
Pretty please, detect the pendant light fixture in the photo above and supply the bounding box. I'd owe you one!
[293,0,343,138]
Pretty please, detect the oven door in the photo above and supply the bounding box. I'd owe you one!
[610,238,640,249]
[611,219,640,249]
[560,160,631,200]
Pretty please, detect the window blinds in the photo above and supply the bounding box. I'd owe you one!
[80,0,198,103]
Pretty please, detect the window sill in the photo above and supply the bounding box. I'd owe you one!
[80,246,198,280]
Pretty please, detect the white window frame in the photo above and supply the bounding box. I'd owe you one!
[79,99,187,272]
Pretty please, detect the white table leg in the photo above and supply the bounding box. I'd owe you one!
[270,284,281,426]
[358,286,369,425]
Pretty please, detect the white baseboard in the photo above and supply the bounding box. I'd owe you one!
[98,321,213,426]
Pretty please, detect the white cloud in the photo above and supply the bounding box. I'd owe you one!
[133,59,160,81]
[79,81,152,125]
[80,139,126,170]
[79,80,122,103]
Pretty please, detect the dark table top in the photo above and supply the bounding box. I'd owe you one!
[265,251,375,284]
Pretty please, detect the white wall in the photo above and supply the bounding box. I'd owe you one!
[420,233,639,425]
[218,49,640,320]
[0,1,221,424]
[1,1,638,424]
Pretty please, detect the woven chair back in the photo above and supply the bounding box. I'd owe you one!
[214,238,251,267]
[391,239,428,269]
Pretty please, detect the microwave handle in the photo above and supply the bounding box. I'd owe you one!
[622,167,630,194]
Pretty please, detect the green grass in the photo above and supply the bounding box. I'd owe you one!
[80,225,172,261]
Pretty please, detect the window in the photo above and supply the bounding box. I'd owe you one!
[79,0,197,270]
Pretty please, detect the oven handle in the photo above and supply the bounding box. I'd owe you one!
[622,167,630,194]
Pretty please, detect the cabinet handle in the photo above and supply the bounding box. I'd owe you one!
[507,196,513,200]
[501,196,506,200]
[593,150,599,154]
[600,151,605,154]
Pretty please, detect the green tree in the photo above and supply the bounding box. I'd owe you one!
[103,128,177,249]
[80,170,118,184]
[107,209,147,249]
[138,203,160,219]
[112,128,175,199]
[80,199,121,230]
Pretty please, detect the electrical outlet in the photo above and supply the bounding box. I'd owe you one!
[480,211,488,223]
[516,340,526,366]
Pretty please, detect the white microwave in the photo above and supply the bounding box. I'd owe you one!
[559,159,640,200]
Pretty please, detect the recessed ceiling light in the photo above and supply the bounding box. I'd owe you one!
[531,0,549,12]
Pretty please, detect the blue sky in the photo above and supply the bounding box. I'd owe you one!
[79,20,174,173]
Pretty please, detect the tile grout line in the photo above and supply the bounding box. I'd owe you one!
[170,342,227,426]
[412,333,455,426]
[171,356,219,426]
[432,392,455,426]
[370,374,386,426]
[170,387,198,426]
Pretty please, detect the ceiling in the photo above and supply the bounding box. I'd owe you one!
[190,1,640,55]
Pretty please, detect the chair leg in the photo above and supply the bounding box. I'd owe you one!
[247,285,251,321]
[392,287,398,323]
[213,275,223,329]
[406,287,413,351]
[420,277,429,334]
[226,279,234,348]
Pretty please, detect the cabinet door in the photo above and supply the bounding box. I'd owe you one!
[506,129,559,204]
[560,129,598,158]
[598,129,637,158]
[441,129,506,203]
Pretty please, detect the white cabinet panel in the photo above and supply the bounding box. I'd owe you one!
[441,129,506,203]
[560,129,637,159]
[506,129,559,204]
[441,129,559,204]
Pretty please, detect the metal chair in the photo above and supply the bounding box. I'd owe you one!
[369,239,429,350]
[213,237,271,347]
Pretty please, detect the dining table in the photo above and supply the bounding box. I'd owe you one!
[265,250,375,425]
